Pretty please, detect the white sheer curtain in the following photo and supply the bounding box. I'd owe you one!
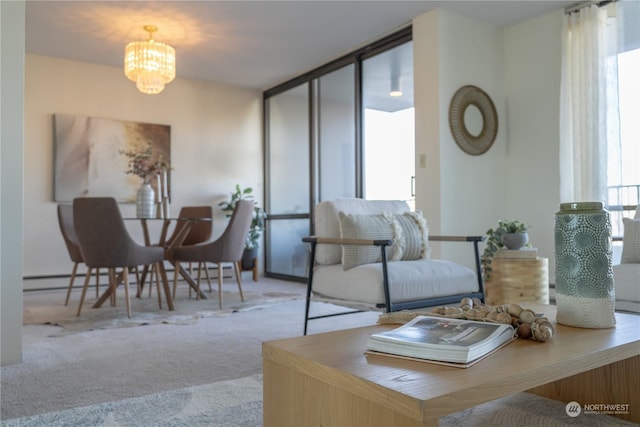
[559,2,621,204]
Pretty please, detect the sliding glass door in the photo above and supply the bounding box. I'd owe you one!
[264,84,311,278]
[264,65,357,279]
[264,28,412,280]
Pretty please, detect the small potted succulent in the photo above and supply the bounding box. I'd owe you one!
[481,219,530,283]
[500,220,530,250]
[218,185,267,269]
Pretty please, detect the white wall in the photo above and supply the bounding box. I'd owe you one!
[1,0,25,366]
[413,9,507,267]
[24,55,262,285]
[504,10,564,277]
[413,8,564,277]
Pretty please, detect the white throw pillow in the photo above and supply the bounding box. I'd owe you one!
[394,211,430,260]
[338,212,394,270]
[621,218,640,264]
[338,211,429,270]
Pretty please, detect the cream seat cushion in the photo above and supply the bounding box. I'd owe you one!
[312,259,477,307]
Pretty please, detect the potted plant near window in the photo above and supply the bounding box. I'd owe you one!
[481,219,530,283]
[218,185,267,270]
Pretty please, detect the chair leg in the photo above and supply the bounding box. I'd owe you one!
[172,262,180,300]
[217,263,223,310]
[95,268,100,299]
[189,262,195,298]
[233,261,245,302]
[303,240,318,336]
[64,262,79,306]
[154,264,162,309]
[148,264,154,297]
[180,264,190,299]
[135,266,142,298]
[108,268,118,307]
[76,267,93,317]
[195,262,203,301]
[146,264,158,298]
[201,262,212,291]
[110,269,117,307]
[123,266,131,318]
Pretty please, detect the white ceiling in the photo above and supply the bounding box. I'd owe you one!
[25,1,574,91]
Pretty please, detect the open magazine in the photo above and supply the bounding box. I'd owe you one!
[366,315,517,367]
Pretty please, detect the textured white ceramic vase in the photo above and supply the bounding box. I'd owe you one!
[136,182,156,219]
[554,202,615,328]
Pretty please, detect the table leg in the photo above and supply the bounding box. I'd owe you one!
[141,219,151,245]
[527,355,640,424]
[157,262,175,311]
[171,261,208,299]
[93,265,177,311]
[136,265,150,297]
[93,270,124,308]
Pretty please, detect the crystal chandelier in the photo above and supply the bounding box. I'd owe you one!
[124,25,176,95]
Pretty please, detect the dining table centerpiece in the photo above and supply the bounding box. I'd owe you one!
[119,142,170,218]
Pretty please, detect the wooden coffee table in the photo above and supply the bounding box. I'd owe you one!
[263,305,639,426]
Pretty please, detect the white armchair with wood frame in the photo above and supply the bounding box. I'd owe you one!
[302,199,485,335]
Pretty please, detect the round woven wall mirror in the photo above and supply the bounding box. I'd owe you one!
[448,85,498,155]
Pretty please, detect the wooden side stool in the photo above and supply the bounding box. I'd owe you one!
[486,257,549,305]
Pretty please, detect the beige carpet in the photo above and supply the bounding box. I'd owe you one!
[3,374,264,427]
[3,278,380,420]
[23,282,302,336]
[6,278,637,425]
[3,373,636,427]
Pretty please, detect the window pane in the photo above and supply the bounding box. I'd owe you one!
[618,48,640,193]
[266,219,309,277]
[318,65,356,200]
[267,84,310,215]
[363,107,415,202]
[362,42,415,207]
[608,47,640,262]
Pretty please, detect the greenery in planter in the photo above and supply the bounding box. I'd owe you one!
[218,184,267,250]
[481,219,530,283]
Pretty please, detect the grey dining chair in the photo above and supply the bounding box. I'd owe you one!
[171,200,254,309]
[57,204,101,305]
[163,205,213,297]
[165,206,213,247]
[73,197,167,318]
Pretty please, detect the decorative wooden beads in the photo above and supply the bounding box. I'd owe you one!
[377,299,554,342]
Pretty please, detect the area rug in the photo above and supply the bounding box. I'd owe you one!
[23,287,302,337]
[3,374,634,427]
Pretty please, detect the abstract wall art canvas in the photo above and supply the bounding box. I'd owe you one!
[54,114,171,202]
